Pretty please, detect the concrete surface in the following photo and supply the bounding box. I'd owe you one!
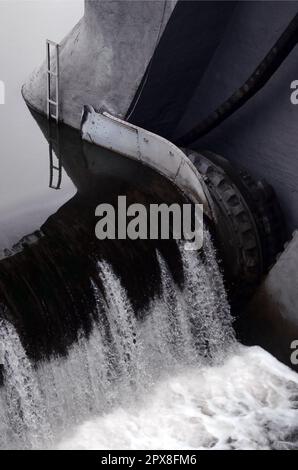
[127,0,298,234]
[23,0,298,233]
[175,1,298,234]
[129,0,237,137]
[22,0,176,129]
[238,231,298,371]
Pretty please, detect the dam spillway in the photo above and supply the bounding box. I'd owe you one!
[0,112,295,449]
[0,235,235,449]
[22,0,298,233]
[1,0,298,452]
[1,236,298,450]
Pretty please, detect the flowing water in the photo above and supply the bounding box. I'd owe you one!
[0,0,296,452]
[57,347,298,451]
[0,235,297,450]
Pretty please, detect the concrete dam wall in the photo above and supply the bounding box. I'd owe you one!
[129,0,298,235]
[2,0,298,450]
[22,0,177,129]
[23,0,298,235]
[175,1,298,234]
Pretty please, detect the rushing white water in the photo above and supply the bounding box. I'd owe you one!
[0,236,297,450]
[56,346,298,450]
[0,318,50,449]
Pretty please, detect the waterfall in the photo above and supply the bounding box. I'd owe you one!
[0,318,50,449]
[1,234,296,450]
[0,234,235,449]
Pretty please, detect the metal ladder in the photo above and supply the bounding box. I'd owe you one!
[48,123,62,190]
[46,39,60,122]
[46,40,62,189]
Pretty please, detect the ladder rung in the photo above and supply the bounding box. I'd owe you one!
[52,165,60,170]
[50,114,58,120]
[47,70,58,77]
[46,39,59,47]
[48,99,57,105]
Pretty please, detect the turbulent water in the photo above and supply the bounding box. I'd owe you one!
[57,346,298,450]
[0,235,297,450]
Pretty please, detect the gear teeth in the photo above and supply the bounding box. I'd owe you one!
[188,149,286,306]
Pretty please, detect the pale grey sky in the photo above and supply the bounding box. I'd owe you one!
[0,0,84,247]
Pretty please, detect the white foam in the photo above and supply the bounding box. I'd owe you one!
[57,346,298,450]
[1,237,297,450]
